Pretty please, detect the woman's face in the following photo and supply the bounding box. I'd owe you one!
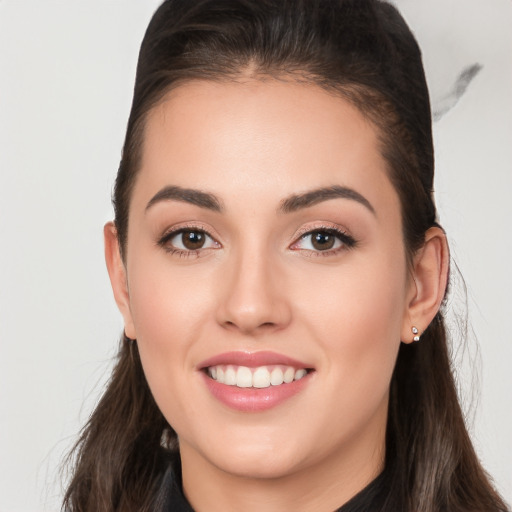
[118,79,414,481]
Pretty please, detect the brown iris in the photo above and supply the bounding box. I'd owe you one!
[311,231,336,251]
[181,230,206,250]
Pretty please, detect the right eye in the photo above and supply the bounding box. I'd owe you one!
[159,228,220,255]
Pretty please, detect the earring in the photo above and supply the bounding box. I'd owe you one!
[412,326,420,342]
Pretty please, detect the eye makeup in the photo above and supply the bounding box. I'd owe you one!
[156,219,358,260]
[289,223,357,258]
[156,222,221,258]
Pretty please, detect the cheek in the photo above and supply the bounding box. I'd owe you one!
[295,249,407,404]
[125,250,217,397]
[127,243,214,340]
[298,248,406,331]
[125,258,222,440]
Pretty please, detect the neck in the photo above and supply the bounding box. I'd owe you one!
[179,424,385,512]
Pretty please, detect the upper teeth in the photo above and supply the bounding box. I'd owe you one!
[207,365,308,389]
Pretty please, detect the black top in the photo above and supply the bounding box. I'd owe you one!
[154,457,387,512]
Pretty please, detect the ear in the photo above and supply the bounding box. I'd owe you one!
[104,222,136,339]
[401,226,449,344]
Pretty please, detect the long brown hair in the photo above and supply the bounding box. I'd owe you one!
[63,1,509,510]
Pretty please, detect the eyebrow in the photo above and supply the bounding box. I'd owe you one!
[279,185,375,215]
[145,185,223,212]
[145,184,375,216]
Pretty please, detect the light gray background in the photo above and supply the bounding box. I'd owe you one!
[0,1,510,510]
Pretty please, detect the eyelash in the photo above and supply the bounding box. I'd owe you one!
[291,225,357,257]
[157,224,357,259]
[157,225,219,258]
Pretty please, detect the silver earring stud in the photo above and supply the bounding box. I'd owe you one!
[412,326,420,342]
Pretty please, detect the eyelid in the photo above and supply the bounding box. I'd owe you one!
[289,222,357,254]
[157,222,222,255]
[291,222,353,241]
[158,221,221,242]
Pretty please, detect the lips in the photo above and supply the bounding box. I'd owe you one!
[198,351,314,412]
[198,351,312,369]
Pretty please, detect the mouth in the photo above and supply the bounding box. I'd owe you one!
[204,364,311,388]
[198,351,315,412]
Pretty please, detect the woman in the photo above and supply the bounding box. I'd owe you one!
[63,0,509,510]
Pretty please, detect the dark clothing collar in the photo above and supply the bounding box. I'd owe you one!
[156,457,386,512]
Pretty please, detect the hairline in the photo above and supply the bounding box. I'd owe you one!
[120,71,415,263]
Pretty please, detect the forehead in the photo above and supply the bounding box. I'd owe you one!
[133,79,399,217]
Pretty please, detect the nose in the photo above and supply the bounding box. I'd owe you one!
[216,248,292,336]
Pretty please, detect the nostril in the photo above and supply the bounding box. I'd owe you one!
[222,320,277,332]
[222,320,240,332]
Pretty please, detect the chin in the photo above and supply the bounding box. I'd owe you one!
[216,453,304,480]
[200,435,310,480]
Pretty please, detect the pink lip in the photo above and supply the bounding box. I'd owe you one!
[201,372,312,412]
[197,351,312,370]
[197,351,314,412]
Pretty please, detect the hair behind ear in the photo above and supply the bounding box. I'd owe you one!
[62,335,176,512]
[388,315,508,512]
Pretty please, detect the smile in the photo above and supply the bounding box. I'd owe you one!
[198,351,315,412]
[206,364,308,388]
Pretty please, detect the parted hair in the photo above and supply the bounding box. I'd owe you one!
[63,1,508,511]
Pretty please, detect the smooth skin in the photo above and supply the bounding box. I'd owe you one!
[105,79,449,512]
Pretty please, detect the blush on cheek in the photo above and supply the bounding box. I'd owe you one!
[128,258,200,337]
[325,274,403,383]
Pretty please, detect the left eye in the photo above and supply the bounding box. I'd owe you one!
[293,229,351,252]
[165,229,218,251]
